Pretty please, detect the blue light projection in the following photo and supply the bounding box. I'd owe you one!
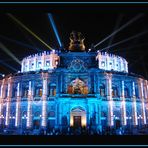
[48,13,62,48]
[0,31,147,136]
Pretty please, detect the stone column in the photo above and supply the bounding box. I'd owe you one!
[132,82,138,126]
[105,73,114,127]
[50,53,53,68]
[55,104,58,127]
[15,82,21,127]
[26,81,33,129]
[95,104,99,125]
[42,53,45,70]
[98,105,101,125]
[41,73,48,128]
[144,80,148,120]
[34,56,37,71]
[146,80,148,102]
[86,104,90,126]
[114,56,117,71]
[138,78,146,125]
[106,54,109,70]
[144,80,148,101]
[0,79,5,125]
[27,59,30,72]
[125,61,128,73]
[98,104,102,132]
[94,74,97,94]
[5,77,13,127]
[121,80,127,126]
[59,103,62,125]
[21,61,24,72]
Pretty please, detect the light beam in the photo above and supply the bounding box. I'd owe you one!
[0,35,42,51]
[0,42,21,65]
[94,14,144,48]
[7,13,54,50]
[111,43,148,53]
[0,60,18,72]
[16,24,42,51]
[48,13,62,48]
[106,14,124,52]
[99,30,148,51]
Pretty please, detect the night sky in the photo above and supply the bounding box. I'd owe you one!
[0,3,148,79]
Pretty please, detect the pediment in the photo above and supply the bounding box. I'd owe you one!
[71,107,85,112]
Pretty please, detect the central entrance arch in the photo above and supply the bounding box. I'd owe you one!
[70,106,86,127]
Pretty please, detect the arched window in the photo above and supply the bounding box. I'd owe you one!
[124,87,129,98]
[4,87,8,98]
[35,86,42,97]
[22,111,27,117]
[135,86,139,98]
[22,86,28,98]
[49,84,56,96]
[34,111,40,117]
[12,86,17,98]
[112,87,118,98]
[99,85,105,96]
[38,61,42,68]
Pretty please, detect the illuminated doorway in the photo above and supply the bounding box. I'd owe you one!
[73,116,81,127]
[70,107,86,127]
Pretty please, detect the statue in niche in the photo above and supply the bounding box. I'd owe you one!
[67,78,88,94]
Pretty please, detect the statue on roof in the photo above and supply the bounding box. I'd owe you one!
[68,31,85,52]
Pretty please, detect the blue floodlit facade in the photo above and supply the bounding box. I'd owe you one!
[0,31,148,134]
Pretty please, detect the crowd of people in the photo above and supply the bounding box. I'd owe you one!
[21,126,134,135]
[1,125,146,135]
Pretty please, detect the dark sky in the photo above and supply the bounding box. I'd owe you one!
[0,4,148,79]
